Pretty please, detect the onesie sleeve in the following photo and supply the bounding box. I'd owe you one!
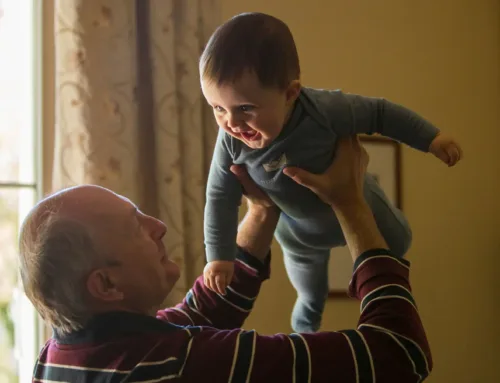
[204,129,244,262]
[342,93,440,152]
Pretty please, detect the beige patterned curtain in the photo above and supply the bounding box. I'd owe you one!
[52,0,219,304]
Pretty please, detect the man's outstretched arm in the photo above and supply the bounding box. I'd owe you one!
[181,187,432,382]
[182,247,430,382]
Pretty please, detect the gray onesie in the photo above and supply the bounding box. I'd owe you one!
[204,87,439,332]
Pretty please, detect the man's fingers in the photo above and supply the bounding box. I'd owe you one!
[230,165,246,181]
[230,165,253,194]
[329,136,367,169]
[230,164,244,177]
[337,135,359,156]
[283,167,316,188]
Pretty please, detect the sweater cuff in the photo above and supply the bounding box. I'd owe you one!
[235,247,271,280]
[353,248,410,272]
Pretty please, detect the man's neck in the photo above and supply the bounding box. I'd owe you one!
[91,303,157,318]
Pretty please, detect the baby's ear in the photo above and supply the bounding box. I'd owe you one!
[286,80,301,103]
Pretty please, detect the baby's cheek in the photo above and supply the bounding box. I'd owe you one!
[270,118,285,137]
[257,117,277,135]
[214,114,225,126]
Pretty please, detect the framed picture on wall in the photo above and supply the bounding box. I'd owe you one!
[328,135,402,297]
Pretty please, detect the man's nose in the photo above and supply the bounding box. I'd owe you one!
[148,216,166,240]
[156,220,167,240]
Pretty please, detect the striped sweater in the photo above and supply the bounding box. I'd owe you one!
[33,248,432,382]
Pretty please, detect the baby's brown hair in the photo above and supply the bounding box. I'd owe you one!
[200,12,300,90]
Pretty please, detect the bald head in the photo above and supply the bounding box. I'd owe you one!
[19,185,115,333]
[21,184,140,265]
[19,184,177,334]
[25,185,120,231]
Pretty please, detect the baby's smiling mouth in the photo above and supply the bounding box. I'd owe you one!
[240,130,261,141]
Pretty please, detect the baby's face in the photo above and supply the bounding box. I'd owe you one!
[202,72,300,149]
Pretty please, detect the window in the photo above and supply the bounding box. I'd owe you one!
[0,1,43,382]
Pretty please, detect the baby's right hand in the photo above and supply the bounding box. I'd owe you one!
[203,260,235,295]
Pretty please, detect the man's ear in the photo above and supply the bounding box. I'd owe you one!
[285,79,301,104]
[87,268,124,302]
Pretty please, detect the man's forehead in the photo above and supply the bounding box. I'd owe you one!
[117,194,136,208]
[82,189,136,218]
[21,185,137,248]
[47,185,133,221]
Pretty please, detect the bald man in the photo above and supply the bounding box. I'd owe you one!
[21,137,432,382]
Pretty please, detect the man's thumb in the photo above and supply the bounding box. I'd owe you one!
[283,166,315,188]
[230,165,252,192]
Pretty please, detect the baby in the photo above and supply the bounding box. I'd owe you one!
[200,12,462,333]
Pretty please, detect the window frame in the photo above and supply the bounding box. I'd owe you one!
[0,0,46,380]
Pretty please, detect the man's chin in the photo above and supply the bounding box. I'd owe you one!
[163,264,181,292]
[167,261,181,280]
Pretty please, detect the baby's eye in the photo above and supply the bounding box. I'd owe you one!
[214,106,225,113]
[239,105,254,112]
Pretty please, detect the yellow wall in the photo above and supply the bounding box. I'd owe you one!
[222,1,500,382]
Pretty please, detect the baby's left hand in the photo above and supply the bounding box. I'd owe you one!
[429,134,463,167]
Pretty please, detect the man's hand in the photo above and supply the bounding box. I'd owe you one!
[230,165,276,210]
[284,135,388,260]
[283,136,369,208]
[230,164,279,262]
[203,260,235,295]
[429,134,463,167]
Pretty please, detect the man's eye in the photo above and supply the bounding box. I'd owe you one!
[239,105,254,112]
[214,106,225,112]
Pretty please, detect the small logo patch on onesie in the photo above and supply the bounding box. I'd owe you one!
[262,153,287,172]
